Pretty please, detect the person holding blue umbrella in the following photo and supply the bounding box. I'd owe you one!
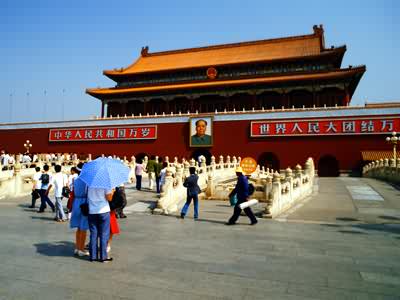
[79,157,129,263]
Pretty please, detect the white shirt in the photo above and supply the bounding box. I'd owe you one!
[135,164,144,176]
[33,172,42,190]
[1,154,9,166]
[68,173,78,191]
[52,172,68,198]
[87,187,112,214]
[22,155,32,163]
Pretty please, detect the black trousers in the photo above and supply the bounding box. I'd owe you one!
[136,175,142,190]
[31,189,40,207]
[228,200,257,224]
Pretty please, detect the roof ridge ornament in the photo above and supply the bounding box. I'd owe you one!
[141,46,149,57]
[313,24,324,36]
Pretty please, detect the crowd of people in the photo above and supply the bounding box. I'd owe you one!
[28,161,127,263]
[8,151,258,263]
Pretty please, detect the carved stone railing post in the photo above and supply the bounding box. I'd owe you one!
[218,155,224,167]
[232,156,237,167]
[271,172,281,209]
[226,155,231,168]
[175,164,183,186]
[13,155,22,196]
[183,160,190,178]
[200,155,207,173]
[210,155,216,172]
[295,164,302,178]
[206,172,214,197]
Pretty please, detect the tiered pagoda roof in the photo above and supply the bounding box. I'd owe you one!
[87,25,365,100]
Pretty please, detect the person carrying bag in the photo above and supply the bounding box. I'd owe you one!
[225,167,258,226]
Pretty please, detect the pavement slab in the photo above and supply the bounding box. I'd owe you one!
[0,178,399,299]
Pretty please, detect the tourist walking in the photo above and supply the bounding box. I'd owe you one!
[79,157,130,262]
[38,164,55,213]
[226,167,257,226]
[146,155,156,190]
[29,166,42,208]
[180,167,201,220]
[154,157,163,194]
[49,165,68,222]
[135,159,144,191]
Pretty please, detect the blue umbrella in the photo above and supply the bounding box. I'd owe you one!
[79,157,129,189]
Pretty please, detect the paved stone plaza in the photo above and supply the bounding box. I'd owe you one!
[1,177,400,299]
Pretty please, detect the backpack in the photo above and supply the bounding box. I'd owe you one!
[109,186,127,211]
[40,173,50,185]
[248,183,255,196]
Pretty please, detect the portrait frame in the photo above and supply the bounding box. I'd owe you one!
[189,116,213,147]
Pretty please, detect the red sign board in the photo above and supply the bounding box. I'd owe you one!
[49,126,157,142]
[251,117,400,137]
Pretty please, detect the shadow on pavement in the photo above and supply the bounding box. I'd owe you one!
[320,223,342,227]
[336,217,359,222]
[34,241,75,257]
[31,216,55,221]
[194,218,227,225]
[351,224,400,235]
[338,230,367,235]
[379,215,400,221]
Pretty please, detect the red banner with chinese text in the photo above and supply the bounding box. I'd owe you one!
[49,126,157,142]
[251,117,400,137]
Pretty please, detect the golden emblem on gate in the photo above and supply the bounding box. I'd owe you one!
[206,67,217,79]
[240,157,258,175]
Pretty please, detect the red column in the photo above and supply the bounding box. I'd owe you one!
[344,90,350,106]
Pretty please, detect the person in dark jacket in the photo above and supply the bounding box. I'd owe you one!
[226,166,257,225]
[180,167,201,219]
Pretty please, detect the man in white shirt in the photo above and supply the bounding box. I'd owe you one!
[48,164,68,222]
[1,152,10,170]
[87,187,113,262]
[29,167,42,208]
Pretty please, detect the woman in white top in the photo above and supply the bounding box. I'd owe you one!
[87,187,113,262]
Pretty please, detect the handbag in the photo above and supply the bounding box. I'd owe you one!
[31,190,40,200]
[229,194,238,206]
[62,186,70,198]
[80,202,89,216]
[66,190,75,211]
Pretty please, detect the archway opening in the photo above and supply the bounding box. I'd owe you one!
[318,155,340,177]
[258,152,280,172]
[191,149,212,165]
[135,152,149,164]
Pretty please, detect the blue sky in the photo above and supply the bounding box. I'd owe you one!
[1,0,399,123]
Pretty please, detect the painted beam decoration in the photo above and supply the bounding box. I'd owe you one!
[251,116,400,137]
[49,125,157,142]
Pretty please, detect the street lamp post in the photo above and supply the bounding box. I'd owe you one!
[24,140,32,153]
[386,132,398,166]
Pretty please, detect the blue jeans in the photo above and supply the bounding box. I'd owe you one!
[88,212,110,261]
[39,189,55,212]
[180,194,199,218]
[55,197,66,220]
